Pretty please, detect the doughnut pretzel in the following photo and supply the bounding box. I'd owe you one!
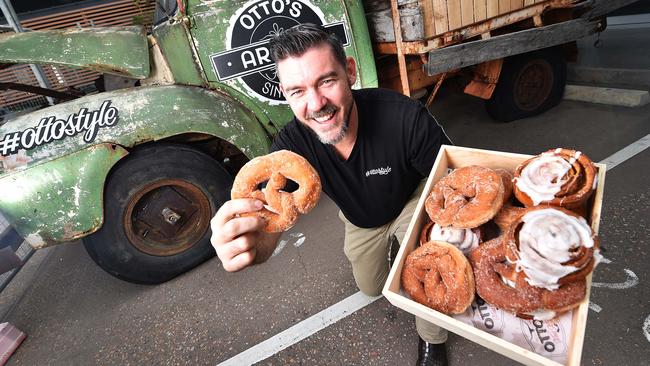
[494,168,514,205]
[493,204,525,234]
[231,150,321,232]
[425,165,505,228]
[513,148,597,209]
[401,241,475,314]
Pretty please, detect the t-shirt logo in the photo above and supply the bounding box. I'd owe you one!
[365,166,392,177]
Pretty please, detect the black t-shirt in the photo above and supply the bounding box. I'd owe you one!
[271,88,451,228]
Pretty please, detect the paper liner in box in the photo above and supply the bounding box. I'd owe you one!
[454,298,572,363]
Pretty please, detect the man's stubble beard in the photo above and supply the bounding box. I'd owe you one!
[303,100,354,145]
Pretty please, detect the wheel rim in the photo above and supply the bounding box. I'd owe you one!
[124,179,211,256]
[513,59,554,112]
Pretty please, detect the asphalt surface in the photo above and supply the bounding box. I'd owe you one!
[1,26,649,366]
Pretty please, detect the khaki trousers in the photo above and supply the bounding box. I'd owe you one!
[338,180,448,344]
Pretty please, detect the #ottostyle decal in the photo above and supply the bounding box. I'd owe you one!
[0,100,119,157]
[210,0,349,103]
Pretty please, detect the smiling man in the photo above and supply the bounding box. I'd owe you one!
[210,23,451,365]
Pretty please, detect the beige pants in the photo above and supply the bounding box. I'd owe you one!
[338,180,448,344]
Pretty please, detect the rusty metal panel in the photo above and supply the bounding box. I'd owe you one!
[0,143,128,247]
[0,85,272,246]
[0,26,150,79]
[152,20,206,86]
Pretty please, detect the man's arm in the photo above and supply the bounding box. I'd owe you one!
[210,198,282,272]
[409,105,452,176]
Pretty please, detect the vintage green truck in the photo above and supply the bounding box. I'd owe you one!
[0,0,633,284]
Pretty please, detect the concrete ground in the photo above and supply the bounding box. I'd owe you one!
[1,19,649,366]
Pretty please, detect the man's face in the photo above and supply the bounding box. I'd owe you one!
[277,43,357,145]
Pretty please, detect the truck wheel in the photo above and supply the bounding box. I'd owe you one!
[83,143,232,284]
[485,47,567,122]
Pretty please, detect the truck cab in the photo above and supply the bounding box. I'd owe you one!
[0,0,377,284]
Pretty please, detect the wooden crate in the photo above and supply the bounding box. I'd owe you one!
[417,0,575,38]
[382,145,606,366]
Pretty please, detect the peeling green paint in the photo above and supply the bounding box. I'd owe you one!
[0,85,271,246]
[0,26,150,79]
[153,20,207,86]
[0,143,128,247]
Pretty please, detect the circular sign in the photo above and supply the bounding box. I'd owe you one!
[224,0,327,104]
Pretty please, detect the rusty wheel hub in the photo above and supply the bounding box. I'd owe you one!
[513,59,554,112]
[124,179,211,256]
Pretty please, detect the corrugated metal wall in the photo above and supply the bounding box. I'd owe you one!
[0,0,155,122]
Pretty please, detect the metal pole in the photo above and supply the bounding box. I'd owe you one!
[0,0,54,105]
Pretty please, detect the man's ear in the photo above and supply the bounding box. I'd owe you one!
[346,56,357,86]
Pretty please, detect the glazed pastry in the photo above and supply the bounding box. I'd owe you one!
[504,206,600,289]
[419,221,481,255]
[513,148,597,209]
[469,206,600,320]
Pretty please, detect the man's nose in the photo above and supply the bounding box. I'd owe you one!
[307,89,327,112]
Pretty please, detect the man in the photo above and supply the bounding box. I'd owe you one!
[210,23,451,366]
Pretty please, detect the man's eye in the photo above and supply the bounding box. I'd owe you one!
[290,90,303,97]
[322,79,334,86]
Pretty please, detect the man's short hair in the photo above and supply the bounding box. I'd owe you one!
[269,23,347,68]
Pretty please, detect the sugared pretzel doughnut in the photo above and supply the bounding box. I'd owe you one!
[425,166,505,228]
[401,241,475,314]
[513,148,597,209]
[494,168,514,205]
[493,204,525,234]
[469,237,588,320]
[419,221,481,255]
[504,206,600,289]
[231,150,321,232]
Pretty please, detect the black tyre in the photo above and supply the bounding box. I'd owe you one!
[83,143,232,284]
[485,47,567,122]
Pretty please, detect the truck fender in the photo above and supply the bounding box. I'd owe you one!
[0,26,149,79]
[0,85,272,247]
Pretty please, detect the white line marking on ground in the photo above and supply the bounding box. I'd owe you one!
[643,314,650,343]
[271,239,288,257]
[592,269,639,290]
[217,292,381,366]
[600,134,650,171]
[589,302,602,313]
[293,236,306,247]
[223,136,650,365]
[271,233,306,256]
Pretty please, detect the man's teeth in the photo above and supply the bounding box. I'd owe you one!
[314,112,334,122]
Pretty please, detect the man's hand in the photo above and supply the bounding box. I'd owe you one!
[210,199,280,272]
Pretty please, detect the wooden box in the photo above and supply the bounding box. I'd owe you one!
[382,145,606,366]
[416,0,581,38]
